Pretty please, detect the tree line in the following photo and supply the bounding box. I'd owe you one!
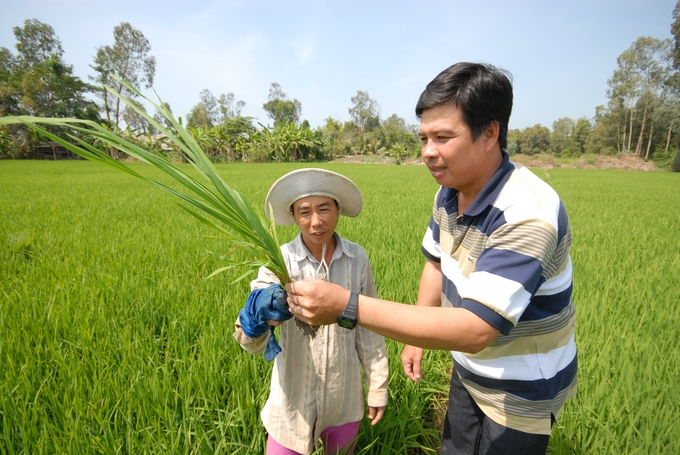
[509,3,680,171]
[2,9,680,171]
[0,19,419,163]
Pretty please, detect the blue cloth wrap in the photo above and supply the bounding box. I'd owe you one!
[239,284,293,361]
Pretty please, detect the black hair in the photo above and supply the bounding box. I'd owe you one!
[415,62,513,150]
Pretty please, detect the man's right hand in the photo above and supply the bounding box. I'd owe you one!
[285,280,349,326]
[401,344,425,381]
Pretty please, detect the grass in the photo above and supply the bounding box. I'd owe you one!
[1,160,679,454]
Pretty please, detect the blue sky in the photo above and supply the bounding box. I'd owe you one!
[1,0,677,131]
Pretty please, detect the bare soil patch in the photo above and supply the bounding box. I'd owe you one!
[331,153,660,171]
[509,153,659,171]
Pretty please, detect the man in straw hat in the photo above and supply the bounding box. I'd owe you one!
[233,168,388,455]
[286,63,578,455]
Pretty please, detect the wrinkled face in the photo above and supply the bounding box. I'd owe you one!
[419,104,488,191]
[292,196,340,250]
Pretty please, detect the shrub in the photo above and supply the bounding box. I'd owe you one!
[672,149,680,172]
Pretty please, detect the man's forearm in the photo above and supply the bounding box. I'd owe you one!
[285,277,499,353]
[356,295,498,354]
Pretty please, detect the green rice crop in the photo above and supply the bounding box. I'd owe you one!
[543,168,680,455]
[1,161,678,454]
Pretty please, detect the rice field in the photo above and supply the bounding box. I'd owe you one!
[1,160,678,454]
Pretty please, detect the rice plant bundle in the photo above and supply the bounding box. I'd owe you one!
[0,79,291,287]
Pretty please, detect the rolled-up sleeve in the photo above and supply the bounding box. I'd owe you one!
[233,316,269,355]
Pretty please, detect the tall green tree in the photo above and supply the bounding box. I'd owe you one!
[671,1,680,71]
[348,90,380,131]
[262,82,301,126]
[13,18,63,69]
[219,92,246,120]
[90,22,156,129]
[572,117,593,156]
[0,19,98,157]
[318,117,348,156]
[6,18,90,118]
[607,36,672,155]
[550,117,576,155]
[667,0,680,170]
[187,89,247,128]
[187,89,219,128]
[381,114,419,157]
[0,47,20,116]
[585,103,624,155]
[550,116,592,157]
[122,98,150,133]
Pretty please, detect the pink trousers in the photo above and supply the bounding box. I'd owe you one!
[266,420,360,454]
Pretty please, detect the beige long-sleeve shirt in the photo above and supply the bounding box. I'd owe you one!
[233,233,389,454]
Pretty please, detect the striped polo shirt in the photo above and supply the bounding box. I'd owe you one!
[421,151,577,435]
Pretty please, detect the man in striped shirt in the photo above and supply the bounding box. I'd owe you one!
[286,62,577,455]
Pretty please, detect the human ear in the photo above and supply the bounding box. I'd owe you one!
[483,121,500,152]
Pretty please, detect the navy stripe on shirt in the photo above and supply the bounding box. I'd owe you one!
[454,355,578,401]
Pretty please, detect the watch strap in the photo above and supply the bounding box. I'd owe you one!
[337,290,359,329]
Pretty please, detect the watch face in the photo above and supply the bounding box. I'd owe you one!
[337,316,357,329]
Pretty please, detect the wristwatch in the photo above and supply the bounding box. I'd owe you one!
[337,290,359,329]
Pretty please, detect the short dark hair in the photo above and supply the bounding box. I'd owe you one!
[415,62,513,150]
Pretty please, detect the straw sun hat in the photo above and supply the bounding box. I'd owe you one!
[264,168,363,226]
